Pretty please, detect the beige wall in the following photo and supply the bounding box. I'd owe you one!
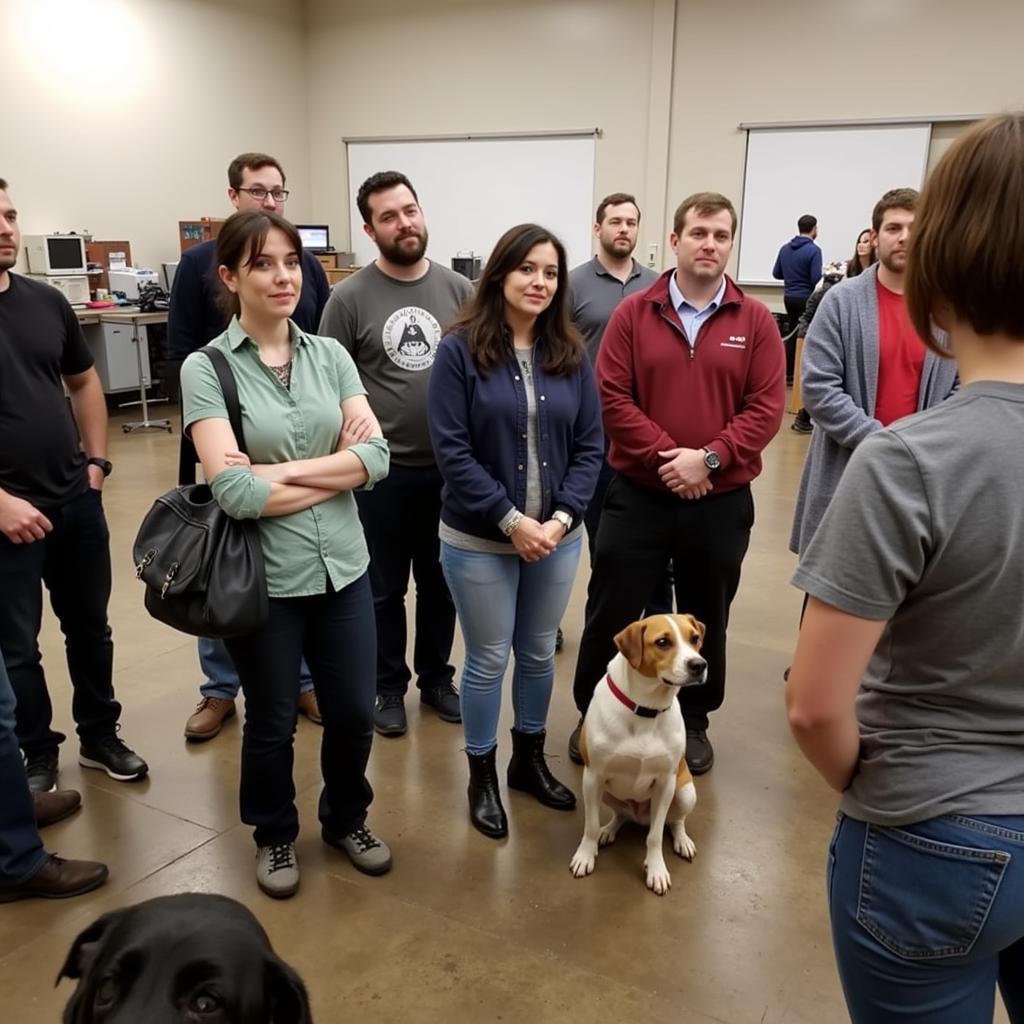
[3,0,311,273]
[304,0,665,259]
[5,0,1022,293]
[304,0,1024,306]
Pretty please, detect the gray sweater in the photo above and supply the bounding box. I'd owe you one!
[789,265,958,555]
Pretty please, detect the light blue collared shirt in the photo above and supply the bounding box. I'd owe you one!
[668,273,727,349]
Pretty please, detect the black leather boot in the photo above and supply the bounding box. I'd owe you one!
[466,747,508,839]
[507,728,576,810]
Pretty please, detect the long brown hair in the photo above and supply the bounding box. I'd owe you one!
[847,228,876,278]
[214,211,303,318]
[906,112,1024,353]
[449,224,584,376]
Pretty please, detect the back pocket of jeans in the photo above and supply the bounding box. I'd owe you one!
[857,823,1009,960]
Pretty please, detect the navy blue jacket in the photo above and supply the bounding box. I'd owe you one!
[428,332,603,543]
[166,239,331,361]
[772,235,822,300]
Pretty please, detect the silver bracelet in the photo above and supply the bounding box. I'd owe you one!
[502,510,524,536]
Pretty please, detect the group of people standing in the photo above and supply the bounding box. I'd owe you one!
[5,111,1024,1024]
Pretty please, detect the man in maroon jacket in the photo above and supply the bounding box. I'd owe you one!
[569,192,785,774]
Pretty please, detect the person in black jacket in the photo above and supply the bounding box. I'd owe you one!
[791,229,876,433]
[167,152,330,744]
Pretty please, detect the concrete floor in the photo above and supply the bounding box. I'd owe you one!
[1,403,1011,1023]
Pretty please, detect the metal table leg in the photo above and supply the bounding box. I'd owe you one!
[122,317,172,433]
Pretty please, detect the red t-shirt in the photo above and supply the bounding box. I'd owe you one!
[874,278,925,426]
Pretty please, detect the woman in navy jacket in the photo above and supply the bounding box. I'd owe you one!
[428,224,602,839]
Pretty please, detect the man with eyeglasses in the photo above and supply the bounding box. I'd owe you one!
[167,152,330,744]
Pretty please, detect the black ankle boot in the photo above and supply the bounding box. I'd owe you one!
[507,728,576,810]
[466,747,508,839]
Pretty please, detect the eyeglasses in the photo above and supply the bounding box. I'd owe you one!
[236,187,290,202]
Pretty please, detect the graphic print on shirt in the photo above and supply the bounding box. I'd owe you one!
[382,307,442,370]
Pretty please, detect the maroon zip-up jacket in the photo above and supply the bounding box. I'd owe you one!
[596,270,785,495]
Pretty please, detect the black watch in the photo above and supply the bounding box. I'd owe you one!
[87,457,113,478]
[702,448,721,472]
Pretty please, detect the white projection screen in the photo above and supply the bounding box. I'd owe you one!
[737,123,931,285]
[345,134,597,273]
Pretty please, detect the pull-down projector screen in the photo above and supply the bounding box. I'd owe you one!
[736,123,931,285]
[345,134,597,273]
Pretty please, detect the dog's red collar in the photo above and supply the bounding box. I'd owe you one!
[606,673,665,719]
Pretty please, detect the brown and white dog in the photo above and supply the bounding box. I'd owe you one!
[569,613,707,895]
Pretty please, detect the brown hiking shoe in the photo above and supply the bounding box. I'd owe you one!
[298,689,322,725]
[33,789,82,827]
[0,855,108,903]
[184,697,236,742]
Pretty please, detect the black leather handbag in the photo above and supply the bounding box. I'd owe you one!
[133,347,268,638]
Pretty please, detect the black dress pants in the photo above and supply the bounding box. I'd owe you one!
[572,474,754,729]
[354,463,455,698]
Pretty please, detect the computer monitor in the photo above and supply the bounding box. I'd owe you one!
[297,225,331,252]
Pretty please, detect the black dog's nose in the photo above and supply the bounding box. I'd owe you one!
[687,657,707,676]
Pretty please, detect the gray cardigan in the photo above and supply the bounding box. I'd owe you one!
[789,265,958,555]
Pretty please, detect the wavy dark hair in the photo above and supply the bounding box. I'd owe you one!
[847,228,876,278]
[449,224,584,376]
[214,210,303,318]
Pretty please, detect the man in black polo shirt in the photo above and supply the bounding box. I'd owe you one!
[167,152,329,743]
[0,177,147,792]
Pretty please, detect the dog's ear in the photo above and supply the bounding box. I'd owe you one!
[266,956,313,1023]
[685,615,706,648]
[613,621,647,669]
[56,909,126,985]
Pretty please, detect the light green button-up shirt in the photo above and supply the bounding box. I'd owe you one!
[181,317,389,598]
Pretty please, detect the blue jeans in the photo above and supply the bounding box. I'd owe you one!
[829,812,1024,1023]
[441,537,582,756]
[0,651,47,886]
[198,637,313,700]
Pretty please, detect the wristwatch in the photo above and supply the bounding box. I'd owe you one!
[702,448,721,472]
[87,457,113,478]
[551,510,573,533]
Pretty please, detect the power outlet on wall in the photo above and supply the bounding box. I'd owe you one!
[646,243,659,268]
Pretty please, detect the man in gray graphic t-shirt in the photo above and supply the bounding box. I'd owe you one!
[319,171,472,739]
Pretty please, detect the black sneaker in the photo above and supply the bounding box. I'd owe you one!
[420,681,461,723]
[791,409,813,434]
[25,750,59,793]
[79,730,149,782]
[373,695,407,737]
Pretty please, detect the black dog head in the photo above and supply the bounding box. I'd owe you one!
[57,893,311,1023]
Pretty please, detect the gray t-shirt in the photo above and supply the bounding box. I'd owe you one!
[319,261,473,466]
[793,381,1024,826]
[569,256,660,364]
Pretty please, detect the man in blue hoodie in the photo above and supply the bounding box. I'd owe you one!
[773,214,822,324]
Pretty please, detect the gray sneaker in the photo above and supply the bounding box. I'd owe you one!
[322,825,393,876]
[255,842,299,899]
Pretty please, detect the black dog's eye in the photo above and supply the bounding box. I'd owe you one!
[654,636,672,649]
[690,633,700,645]
[95,976,118,1009]
[189,991,223,1015]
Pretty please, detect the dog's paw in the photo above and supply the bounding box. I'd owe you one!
[597,823,619,848]
[644,858,672,896]
[570,842,598,878]
[672,831,696,861]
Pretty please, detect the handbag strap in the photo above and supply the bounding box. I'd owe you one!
[201,346,248,456]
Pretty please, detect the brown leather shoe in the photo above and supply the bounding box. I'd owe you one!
[34,788,82,827]
[184,697,236,742]
[298,689,322,725]
[0,854,108,903]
